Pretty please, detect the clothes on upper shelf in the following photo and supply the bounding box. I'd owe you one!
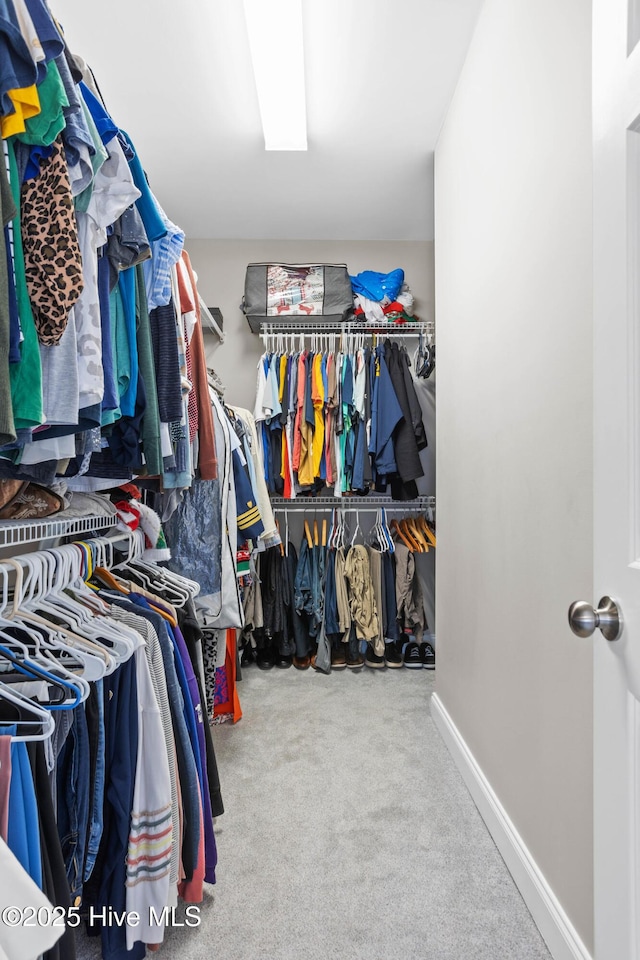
[241,517,434,672]
[0,4,217,506]
[0,534,224,960]
[253,339,428,501]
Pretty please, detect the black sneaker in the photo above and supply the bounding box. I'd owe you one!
[256,646,276,669]
[419,641,435,669]
[365,644,386,669]
[384,642,403,669]
[240,645,255,667]
[403,641,423,669]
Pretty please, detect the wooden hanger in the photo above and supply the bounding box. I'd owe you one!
[321,519,327,547]
[313,519,319,546]
[418,515,437,548]
[406,517,428,552]
[304,521,313,549]
[391,519,415,551]
[91,566,130,594]
[399,519,422,553]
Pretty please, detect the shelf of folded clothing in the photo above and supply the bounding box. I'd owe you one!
[0,513,117,549]
[258,319,435,337]
[269,495,435,511]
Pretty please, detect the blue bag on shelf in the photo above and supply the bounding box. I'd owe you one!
[349,268,405,303]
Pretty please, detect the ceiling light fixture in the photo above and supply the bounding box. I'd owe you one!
[243,0,308,151]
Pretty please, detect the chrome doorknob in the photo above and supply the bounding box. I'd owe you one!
[568,596,622,642]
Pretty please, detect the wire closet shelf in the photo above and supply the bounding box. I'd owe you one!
[270,495,435,513]
[259,319,435,339]
[0,514,117,550]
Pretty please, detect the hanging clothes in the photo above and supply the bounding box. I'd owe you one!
[253,338,428,500]
[0,527,227,960]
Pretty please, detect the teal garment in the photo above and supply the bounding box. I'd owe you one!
[135,264,162,475]
[7,139,43,429]
[118,267,138,417]
[119,130,166,242]
[0,147,16,444]
[100,291,121,428]
[109,283,130,412]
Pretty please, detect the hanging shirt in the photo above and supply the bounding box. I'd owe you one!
[233,448,265,545]
[74,135,141,409]
[13,0,45,79]
[21,135,84,347]
[311,351,325,480]
[54,51,95,194]
[0,0,37,118]
[6,138,43,431]
[374,344,403,477]
[14,59,66,145]
[118,129,167,243]
[292,350,306,473]
[22,0,63,67]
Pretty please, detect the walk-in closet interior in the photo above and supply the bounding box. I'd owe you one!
[0,0,599,959]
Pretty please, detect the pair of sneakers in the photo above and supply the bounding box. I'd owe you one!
[364,641,404,669]
[403,639,436,670]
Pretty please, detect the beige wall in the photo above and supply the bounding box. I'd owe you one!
[434,0,593,951]
[185,239,434,409]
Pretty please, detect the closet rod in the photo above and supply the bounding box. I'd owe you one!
[199,296,225,342]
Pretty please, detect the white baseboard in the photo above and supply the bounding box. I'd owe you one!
[431,693,592,960]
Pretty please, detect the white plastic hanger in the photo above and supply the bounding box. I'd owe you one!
[0,683,55,741]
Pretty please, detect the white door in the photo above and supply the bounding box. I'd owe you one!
[591,1,640,956]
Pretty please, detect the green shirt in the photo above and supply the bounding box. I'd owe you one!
[7,139,43,431]
[0,148,16,445]
[16,61,68,147]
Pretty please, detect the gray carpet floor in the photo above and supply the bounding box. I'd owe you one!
[78,667,552,960]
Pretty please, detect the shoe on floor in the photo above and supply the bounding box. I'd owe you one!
[403,641,423,669]
[293,654,312,670]
[331,646,347,669]
[256,648,276,669]
[419,641,435,669]
[365,644,386,669]
[346,649,364,668]
[384,642,403,669]
[275,653,293,668]
[240,645,255,667]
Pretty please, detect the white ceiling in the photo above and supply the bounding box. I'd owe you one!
[51,0,483,241]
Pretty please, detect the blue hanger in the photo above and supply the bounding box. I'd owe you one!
[0,641,82,710]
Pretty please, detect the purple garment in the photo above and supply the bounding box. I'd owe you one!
[170,624,217,884]
[0,735,11,841]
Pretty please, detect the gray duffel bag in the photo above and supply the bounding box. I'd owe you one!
[241,263,353,333]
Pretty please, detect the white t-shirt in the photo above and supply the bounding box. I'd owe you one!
[75,136,140,409]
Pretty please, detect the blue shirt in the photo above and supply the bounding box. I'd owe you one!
[79,81,119,146]
[0,1,36,116]
[24,0,63,75]
[119,130,167,242]
[374,345,403,475]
